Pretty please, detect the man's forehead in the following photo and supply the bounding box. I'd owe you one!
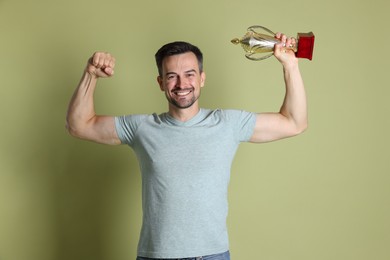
[162,52,199,71]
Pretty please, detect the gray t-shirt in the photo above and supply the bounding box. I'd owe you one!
[115,108,256,258]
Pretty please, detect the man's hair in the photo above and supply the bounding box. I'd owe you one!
[155,41,203,76]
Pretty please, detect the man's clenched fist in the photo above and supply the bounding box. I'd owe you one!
[86,52,116,78]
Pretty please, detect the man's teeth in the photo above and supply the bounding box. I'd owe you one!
[176,91,191,96]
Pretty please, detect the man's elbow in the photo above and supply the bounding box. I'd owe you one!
[66,122,81,138]
[65,118,87,139]
[294,121,308,136]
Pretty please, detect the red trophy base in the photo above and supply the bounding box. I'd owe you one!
[296,32,315,60]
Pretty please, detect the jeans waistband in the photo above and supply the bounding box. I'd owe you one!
[136,250,230,260]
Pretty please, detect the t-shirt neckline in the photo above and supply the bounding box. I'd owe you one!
[162,108,206,127]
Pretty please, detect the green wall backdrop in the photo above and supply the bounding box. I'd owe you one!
[1,0,389,259]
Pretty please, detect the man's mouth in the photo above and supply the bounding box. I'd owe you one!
[173,89,193,96]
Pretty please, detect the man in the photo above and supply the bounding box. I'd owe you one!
[66,32,307,260]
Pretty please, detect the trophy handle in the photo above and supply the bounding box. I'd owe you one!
[244,25,278,60]
[245,53,274,61]
[247,25,276,36]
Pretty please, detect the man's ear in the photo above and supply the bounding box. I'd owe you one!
[200,71,206,88]
[157,76,164,91]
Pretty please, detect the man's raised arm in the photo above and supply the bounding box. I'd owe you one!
[250,33,308,143]
[66,52,121,145]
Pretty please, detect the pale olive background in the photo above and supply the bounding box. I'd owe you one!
[0,0,389,260]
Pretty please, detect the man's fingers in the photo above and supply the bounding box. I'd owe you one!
[91,52,101,67]
[91,52,115,68]
[275,33,297,51]
[104,67,114,76]
[109,57,116,68]
[285,37,297,48]
[87,52,116,78]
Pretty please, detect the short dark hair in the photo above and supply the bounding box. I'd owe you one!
[155,41,203,76]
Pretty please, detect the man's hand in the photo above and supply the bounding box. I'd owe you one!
[86,52,116,78]
[273,32,298,68]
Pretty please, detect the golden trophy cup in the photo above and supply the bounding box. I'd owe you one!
[231,25,315,61]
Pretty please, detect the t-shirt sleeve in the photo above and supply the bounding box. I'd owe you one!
[115,114,147,145]
[224,109,257,142]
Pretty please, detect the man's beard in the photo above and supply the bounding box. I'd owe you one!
[166,89,200,109]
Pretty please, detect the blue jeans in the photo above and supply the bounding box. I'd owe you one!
[136,250,230,260]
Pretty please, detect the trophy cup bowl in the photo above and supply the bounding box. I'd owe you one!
[231,25,315,61]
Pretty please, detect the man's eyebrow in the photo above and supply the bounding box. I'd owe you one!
[164,69,197,77]
[165,72,177,76]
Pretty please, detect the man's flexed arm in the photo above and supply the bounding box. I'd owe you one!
[250,33,308,143]
[66,52,121,145]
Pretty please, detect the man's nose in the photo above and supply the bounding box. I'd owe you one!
[175,76,186,88]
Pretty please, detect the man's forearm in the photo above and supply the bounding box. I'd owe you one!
[279,64,308,133]
[66,71,98,136]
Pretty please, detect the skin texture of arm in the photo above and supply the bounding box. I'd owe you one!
[66,52,121,145]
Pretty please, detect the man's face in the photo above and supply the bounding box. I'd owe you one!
[157,52,205,109]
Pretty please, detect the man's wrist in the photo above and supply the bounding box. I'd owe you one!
[283,60,299,72]
[84,68,99,80]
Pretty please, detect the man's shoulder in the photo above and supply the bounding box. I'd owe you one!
[115,113,160,132]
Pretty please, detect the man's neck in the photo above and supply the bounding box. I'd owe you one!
[168,105,200,122]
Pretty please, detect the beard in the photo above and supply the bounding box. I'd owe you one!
[165,88,201,109]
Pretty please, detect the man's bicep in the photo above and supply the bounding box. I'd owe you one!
[81,116,122,145]
[249,113,300,143]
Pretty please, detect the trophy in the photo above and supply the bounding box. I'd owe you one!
[231,25,315,61]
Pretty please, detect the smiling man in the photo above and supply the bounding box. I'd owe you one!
[66,35,307,260]
[157,50,205,118]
